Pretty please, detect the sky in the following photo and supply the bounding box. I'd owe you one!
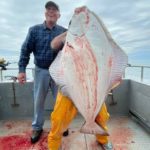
[0,0,150,66]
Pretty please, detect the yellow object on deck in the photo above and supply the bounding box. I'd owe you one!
[48,91,110,150]
[0,58,6,64]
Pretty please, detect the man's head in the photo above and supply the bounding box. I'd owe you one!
[45,1,60,25]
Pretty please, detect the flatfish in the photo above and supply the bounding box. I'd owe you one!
[50,6,128,135]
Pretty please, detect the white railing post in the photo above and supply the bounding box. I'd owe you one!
[0,68,3,81]
[141,66,144,82]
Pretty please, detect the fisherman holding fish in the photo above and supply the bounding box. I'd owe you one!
[18,1,68,144]
[48,6,115,150]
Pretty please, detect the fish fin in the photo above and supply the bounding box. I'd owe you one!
[80,122,109,136]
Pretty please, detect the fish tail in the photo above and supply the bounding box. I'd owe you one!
[80,122,109,136]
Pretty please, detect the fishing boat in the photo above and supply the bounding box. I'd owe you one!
[0,65,150,150]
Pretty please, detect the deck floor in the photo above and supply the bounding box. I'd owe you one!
[0,116,150,150]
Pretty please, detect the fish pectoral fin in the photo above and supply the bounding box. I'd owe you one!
[80,122,109,136]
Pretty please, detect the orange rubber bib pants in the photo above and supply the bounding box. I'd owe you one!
[48,91,110,150]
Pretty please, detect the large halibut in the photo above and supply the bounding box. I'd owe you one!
[50,6,128,135]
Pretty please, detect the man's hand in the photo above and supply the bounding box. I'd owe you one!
[74,6,86,14]
[17,73,26,84]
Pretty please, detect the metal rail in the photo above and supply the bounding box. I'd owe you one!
[0,68,35,81]
[125,64,150,82]
[0,65,150,82]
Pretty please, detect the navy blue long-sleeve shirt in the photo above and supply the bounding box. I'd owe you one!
[18,22,66,73]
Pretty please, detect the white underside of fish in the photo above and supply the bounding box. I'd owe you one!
[50,6,128,135]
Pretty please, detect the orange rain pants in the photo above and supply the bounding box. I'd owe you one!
[48,91,110,150]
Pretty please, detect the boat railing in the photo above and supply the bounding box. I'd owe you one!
[0,68,34,82]
[124,64,150,83]
[0,65,150,83]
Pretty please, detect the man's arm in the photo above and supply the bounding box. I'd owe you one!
[51,31,67,51]
[18,27,34,83]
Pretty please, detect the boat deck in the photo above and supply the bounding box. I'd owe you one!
[0,115,150,150]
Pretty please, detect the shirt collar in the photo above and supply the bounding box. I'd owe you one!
[43,21,57,30]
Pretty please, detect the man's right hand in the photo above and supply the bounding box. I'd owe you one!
[17,73,26,84]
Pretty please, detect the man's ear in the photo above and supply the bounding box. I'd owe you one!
[57,12,61,18]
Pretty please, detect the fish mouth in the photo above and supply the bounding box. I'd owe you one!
[69,30,85,37]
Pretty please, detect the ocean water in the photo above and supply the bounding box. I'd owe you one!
[125,67,150,85]
[0,55,34,82]
[1,53,150,85]
[126,57,150,85]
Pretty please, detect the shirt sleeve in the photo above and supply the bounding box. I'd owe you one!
[18,27,34,73]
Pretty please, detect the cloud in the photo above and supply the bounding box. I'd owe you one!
[0,0,150,64]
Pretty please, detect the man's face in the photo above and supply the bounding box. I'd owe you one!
[45,6,60,24]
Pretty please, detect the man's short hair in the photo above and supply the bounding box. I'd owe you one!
[45,1,59,11]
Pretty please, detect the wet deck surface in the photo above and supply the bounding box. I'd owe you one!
[0,116,150,150]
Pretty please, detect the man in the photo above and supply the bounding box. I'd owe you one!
[18,1,67,143]
[48,31,113,150]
